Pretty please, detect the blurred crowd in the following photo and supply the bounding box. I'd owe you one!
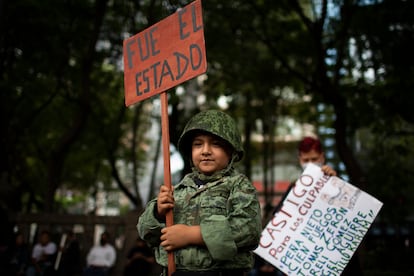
[1,228,158,276]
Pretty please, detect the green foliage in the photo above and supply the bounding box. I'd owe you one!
[55,191,88,213]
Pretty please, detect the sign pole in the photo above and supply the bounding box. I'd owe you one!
[160,91,176,275]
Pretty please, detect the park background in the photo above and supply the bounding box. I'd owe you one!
[1,0,413,275]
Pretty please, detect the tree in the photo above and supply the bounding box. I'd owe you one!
[0,0,162,213]
[347,0,414,222]
[199,0,414,226]
[2,0,414,229]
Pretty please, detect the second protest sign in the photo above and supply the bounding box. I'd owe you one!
[254,163,383,276]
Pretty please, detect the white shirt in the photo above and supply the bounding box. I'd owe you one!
[86,244,116,267]
[31,242,57,261]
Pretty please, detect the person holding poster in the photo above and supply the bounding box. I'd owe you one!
[252,136,337,276]
[273,136,337,215]
[138,110,262,276]
[253,136,363,276]
[293,137,362,275]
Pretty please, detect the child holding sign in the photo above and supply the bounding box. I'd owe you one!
[138,110,262,275]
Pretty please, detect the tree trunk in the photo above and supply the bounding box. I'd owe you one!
[44,0,108,212]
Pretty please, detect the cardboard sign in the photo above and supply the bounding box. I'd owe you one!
[123,0,207,106]
[254,163,383,276]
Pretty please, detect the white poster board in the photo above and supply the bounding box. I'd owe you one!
[254,163,383,276]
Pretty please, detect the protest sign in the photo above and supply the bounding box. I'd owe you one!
[254,163,383,276]
[123,0,206,106]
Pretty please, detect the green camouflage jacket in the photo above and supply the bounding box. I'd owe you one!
[137,169,262,271]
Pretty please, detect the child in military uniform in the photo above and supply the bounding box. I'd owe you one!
[138,110,262,275]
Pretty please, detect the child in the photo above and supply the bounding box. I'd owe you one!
[137,110,262,275]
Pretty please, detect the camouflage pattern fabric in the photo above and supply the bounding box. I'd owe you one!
[137,170,262,271]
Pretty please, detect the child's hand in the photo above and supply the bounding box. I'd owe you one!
[321,165,337,176]
[157,185,174,217]
[160,224,204,251]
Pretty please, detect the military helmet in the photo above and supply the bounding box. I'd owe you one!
[178,110,244,162]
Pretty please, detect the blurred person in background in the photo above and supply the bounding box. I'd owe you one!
[123,237,156,276]
[26,230,57,276]
[83,231,116,276]
[57,230,81,276]
[9,231,30,276]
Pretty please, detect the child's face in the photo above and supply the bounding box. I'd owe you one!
[298,149,325,168]
[191,133,231,175]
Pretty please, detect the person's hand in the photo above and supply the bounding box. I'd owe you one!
[157,185,174,217]
[321,165,337,176]
[160,224,203,251]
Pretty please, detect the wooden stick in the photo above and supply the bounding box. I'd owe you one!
[160,91,176,276]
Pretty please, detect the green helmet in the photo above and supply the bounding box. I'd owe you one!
[178,110,244,162]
